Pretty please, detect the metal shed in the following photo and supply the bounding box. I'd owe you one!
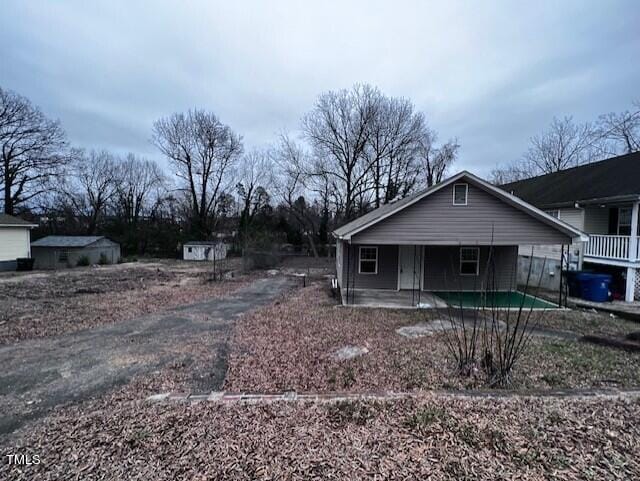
[31,236,121,269]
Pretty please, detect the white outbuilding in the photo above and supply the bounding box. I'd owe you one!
[183,241,228,261]
[0,214,37,271]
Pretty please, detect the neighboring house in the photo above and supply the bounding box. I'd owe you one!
[0,214,38,271]
[333,171,585,307]
[31,236,121,269]
[503,152,640,302]
[183,241,228,261]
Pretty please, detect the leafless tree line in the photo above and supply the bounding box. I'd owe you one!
[1,83,459,255]
[491,101,640,184]
[295,84,458,221]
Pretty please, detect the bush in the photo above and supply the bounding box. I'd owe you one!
[76,256,90,267]
[98,253,110,265]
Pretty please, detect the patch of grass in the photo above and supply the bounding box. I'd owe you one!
[404,406,448,430]
[458,423,481,448]
[326,401,376,426]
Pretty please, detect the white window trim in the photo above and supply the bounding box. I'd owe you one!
[459,247,480,276]
[453,183,468,205]
[358,246,378,275]
[618,207,632,235]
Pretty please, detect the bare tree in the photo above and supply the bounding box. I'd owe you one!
[489,163,534,185]
[273,134,321,257]
[236,149,273,244]
[365,96,425,207]
[523,116,596,174]
[62,150,121,234]
[418,128,460,187]
[594,101,640,155]
[114,153,166,227]
[0,87,68,214]
[302,84,380,220]
[152,109,243,237]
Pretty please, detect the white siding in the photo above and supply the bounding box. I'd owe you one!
[558,208,584,230]
[183,244,228,261]
[518,208,585,262]
[0,227,30,261]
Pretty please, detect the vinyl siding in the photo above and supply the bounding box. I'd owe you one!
[32,245,121,269]
[423,245,518,291]
[336,240,344,287]
[0,227,30,261]
[558,208,584,230]
[338,244,518,291]
[342,244,398,289]
[352,183,571,245]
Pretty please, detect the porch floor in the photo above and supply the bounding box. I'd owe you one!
[343,289,448,309]
[436,291,558,309]
[343,289,557,309]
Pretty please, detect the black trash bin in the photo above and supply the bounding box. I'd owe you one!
[16,257,35,271]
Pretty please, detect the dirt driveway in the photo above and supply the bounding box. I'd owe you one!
[0,276,293,437]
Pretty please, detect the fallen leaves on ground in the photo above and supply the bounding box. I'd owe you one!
[0,259,256,344]
[2,383,639,480]
[225,282,640,392]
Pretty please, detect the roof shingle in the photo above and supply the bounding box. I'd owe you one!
[501,151,640,208]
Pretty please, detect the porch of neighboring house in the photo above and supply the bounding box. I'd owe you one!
[579,201,639,302]
[338,243,563,309]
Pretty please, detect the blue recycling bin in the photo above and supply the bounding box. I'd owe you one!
[580,274,612,302]
[566,271,591,297]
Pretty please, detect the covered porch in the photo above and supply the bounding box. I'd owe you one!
[580,201,639,301]
[337,242,563,309]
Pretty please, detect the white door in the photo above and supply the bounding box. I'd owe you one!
[398,245,422,289]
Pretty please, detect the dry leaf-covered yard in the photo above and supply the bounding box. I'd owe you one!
[225,282,640,392]
[0,258,254,344]
[2,381,639,480]
[2,265,640,479]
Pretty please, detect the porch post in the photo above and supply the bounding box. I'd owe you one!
[625,201,639,302]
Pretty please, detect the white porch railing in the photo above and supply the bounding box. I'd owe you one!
[584,235,640,261]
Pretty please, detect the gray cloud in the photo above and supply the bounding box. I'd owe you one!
[1,0,638,177]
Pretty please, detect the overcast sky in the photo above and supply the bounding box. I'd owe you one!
[1,1,638,177]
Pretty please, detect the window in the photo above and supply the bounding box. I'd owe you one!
[545,210,560,219]
[618,207,632,235]
[59,251,69,262]
[453,183,468,205]
[459,247,479,275]
[358,246,378,274]
[188,247,193,253]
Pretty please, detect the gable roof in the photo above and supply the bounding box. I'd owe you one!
[31,236,111,248]
[333,171,586,241]
[0,213,37,228]
[501,151,640,209]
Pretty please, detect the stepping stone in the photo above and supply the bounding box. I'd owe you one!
[396,320,456,338]
[331,345,369,360]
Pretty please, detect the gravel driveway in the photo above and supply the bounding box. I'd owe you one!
[0,276,293,437]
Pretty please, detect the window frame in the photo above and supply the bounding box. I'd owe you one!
[358,246,378,275]
[618,207,632,235]
[452,183,468,206]
[459,247,480,276]
[58,250,69,262]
